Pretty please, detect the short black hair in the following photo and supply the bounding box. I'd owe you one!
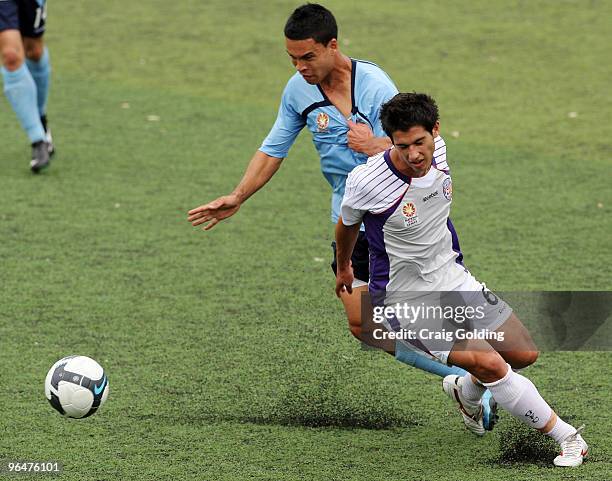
[284,3,338,45]
[380,93,439,139]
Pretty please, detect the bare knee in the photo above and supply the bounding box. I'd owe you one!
[1,45,24,71]
[0,31,25,70]
[468,352,509,383]
[347,315,362,340]
[339,286,369,341]
[23,38,44,61]
[510,350,539,369]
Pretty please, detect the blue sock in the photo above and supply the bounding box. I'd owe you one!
[2,63,45,143]
[395,341,496,428]
[26,46,51,117]
[394,340,467,377]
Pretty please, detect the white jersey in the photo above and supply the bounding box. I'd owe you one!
[341,148,465,305]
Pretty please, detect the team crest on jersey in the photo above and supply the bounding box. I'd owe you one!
[442,178,453,201]
[402,202,419,227]
[316,112,329,132]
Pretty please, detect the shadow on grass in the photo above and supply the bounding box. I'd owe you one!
[243,384,419,429]
[134,374,420,430]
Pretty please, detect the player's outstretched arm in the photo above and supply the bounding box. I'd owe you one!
[187,150,283,230]
[334,217,361,297]
[347,120,392,157]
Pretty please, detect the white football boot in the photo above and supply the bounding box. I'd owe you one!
[554,426,588,467]
[443,374,485,436]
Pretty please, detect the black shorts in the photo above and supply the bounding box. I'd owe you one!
[0,0,47,37]
[331,230,370,283]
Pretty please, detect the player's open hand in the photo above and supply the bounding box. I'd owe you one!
[347,120,374,154]
[187,194,241,230]
[335,265,355,297]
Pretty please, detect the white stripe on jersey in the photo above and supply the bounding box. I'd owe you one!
[433,136,448,170]
[343,152,408,222]
[352,158,390,193]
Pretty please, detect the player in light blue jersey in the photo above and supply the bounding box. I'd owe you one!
[0,0,54,172]
[259,52,398,225]
[187,3,496,429]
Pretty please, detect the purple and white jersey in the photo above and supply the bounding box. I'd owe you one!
[341,146,465,305]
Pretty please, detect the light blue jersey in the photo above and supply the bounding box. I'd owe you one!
[260,59,398,223]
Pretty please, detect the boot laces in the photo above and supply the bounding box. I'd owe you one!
[560,425,585,456]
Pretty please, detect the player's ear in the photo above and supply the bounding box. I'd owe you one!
[432,121,440,138]
[327,38,338,52]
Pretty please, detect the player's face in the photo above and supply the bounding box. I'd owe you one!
[392,123,440,178]
[285,37,337,84]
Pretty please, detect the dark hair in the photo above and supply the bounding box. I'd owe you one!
[284,3,338,45]
[380,92,439,138]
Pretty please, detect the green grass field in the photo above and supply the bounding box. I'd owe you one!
[1,1,611,480]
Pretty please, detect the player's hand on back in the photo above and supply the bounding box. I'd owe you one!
[187,194,241,230]
[335,263,355,297]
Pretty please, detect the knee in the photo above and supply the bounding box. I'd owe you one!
[469,352,509,383]
[347,315,363,340]
[24,42,44,62]
[1,46,24,71]
[512,350,539,369]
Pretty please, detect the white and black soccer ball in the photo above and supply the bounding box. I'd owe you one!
[44,355,109,418]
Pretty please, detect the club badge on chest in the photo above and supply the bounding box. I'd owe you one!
[402,202,419,227]
[316,112,330,132]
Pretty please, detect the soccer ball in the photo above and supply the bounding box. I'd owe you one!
[44,355,109,418]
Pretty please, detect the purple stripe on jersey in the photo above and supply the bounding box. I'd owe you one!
[384,149,412,184]
[447,217,464,265]
[363,190,406,305]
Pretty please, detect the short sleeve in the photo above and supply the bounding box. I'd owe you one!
[259,87,306,158]
[340,171,367,226]
[433,135,449,171]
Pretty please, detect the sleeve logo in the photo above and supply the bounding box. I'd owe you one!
[442,178,453,201]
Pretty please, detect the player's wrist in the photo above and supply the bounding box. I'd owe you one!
[229,190,246,205]
[367,137,392,155]
[336,261,351,272]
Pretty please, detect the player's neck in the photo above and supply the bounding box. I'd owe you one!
[319,53,352,90]
[389,148,431,179]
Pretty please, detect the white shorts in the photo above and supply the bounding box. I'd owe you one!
[378,271,512,364]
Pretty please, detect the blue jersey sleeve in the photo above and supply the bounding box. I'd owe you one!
[370,79,398,138]
[259,86,306,159]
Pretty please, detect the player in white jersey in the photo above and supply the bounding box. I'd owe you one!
[335,93,588,467]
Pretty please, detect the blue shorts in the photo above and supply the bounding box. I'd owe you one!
[0,0,46,37]
[330,231,370,283]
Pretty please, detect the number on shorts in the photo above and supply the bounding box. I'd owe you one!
[482,287,499,305]
[33,3,47,30]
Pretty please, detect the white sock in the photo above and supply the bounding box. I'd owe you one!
[460,374,486,406]
[545,417,576,444]
[483,364,552,430]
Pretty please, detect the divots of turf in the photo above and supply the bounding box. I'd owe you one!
[494,419,559,465]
